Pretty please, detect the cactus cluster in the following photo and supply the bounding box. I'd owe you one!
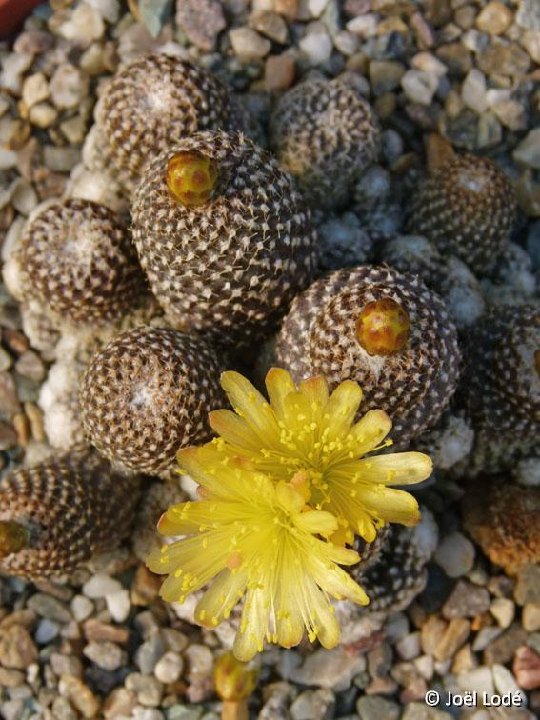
[2,47,536,657]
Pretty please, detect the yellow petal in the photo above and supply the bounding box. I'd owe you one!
[265,368,296,421]
[234,586,270,662]
[221,371,279,443]
[309,555,369,605]
[348,409,392,456]
[355,484,421,526]
[275,584,305,649]
[209,410,262,452]
[305,583,341,649]
[321,381,363,440]
[355,452,432,485]
[195,568,248,627]
[295,510,338,537]
[298,375,330,414]
[276,481,304,513]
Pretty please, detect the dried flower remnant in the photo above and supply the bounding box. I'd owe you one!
[148,370,432,659]
[355,298,411,357]
[167,151,219,207]
[214,651,257,720]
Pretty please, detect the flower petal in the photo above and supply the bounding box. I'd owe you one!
[265,368,296,421]
[195,568,248,627]
[298,375,329,416]
[308,554,369,605]
[234,586,270,662]
[355,452,433,485]
[295,510,338,537]
[221,371,279,443]
[354,484,421,526]
[347,409,392,456]
[209,410,262,452]
[321,381,363,441]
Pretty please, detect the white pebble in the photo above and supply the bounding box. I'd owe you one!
[462,69,488,114]
[0,148,17,170]
[309,0,329,17]
[299,29,333,65]
[58,2,105,47]
[492,664,524,699]
[346,14,378,38]
[86,0,120,23]
[11,181,38,216]
[490,597,515,629]
[70,595,94,622]
[434,531,475,578]
[83,573,123,599]
[154,651,183,684]
[410,52,448,77]
[50,64,89,110]
[401,69,439,105]
[396,632,421,660]
[106,589,131,623]
[22,73,50,108]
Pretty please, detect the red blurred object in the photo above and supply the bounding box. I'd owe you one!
[0,0,43,40]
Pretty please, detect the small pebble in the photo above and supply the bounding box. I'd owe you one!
[106,589,131,623]
[490,597,515,629]
[290,688,335,720]
[125,673,164,708]
[401,69,439,105]
[22,73,50,109]
[83,573,123,599]
[83,641,127,671]
[513,646,540,690]
[70,594,94,622]
[513,129,540,170]
[523,604,540,632]
[434,532,475,578]
[299,27,333,65]
[476,1,514,35]
[50,65,89,110]
[229,27,272,59]
[35,618,59,644]
[154,651,183,684]
[59,675,101,719]
[58,2,106,47]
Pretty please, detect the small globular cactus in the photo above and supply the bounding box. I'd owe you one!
[347,509,438,619]
[464,304,539,473]
[14,199,144,325]
[406,154,517,274]
[269,74,379,210]
[93,53,241,190]
[0,447,139,579]
[131,131,316,347]
[79,326,225,476]
[272,266,461,444]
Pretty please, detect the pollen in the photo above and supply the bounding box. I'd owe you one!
[355,298,411,356]
[167,151,218,207]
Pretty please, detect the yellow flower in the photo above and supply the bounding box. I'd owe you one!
[147,456,369,661]
[208,369,432,543]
